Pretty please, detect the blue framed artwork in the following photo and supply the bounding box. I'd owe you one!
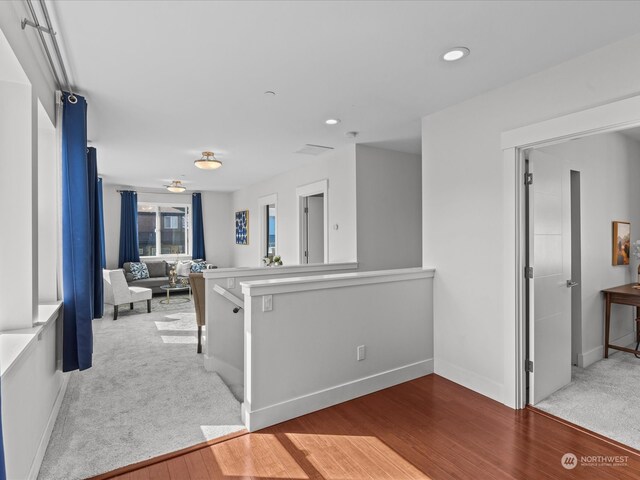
[235,210,249,245]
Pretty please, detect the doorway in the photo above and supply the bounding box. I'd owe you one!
[520,127,640,451]
[301,194,324,264]
[296,179,328,264]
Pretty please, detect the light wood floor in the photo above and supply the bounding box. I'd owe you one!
[96,375,640,479]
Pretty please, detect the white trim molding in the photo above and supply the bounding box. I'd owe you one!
[203,261,358,280]
[241,267,436,296]
[243,359,433,432]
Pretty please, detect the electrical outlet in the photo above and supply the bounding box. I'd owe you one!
[262,295,273,312]
[357,345,366,361]
[227,277,236,289]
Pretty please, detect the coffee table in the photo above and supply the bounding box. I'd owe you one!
[159,284,191,304]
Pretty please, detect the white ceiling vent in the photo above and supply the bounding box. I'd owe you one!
[295,144,334,156]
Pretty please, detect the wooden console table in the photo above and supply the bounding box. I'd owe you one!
[602,283,640,358]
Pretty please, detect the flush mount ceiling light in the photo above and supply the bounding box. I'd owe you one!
[443,47,470,62]
[194,151,222,170]
[165,180,186,193]
[325,118,341,125]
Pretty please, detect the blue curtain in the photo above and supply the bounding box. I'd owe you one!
[118,191,140,267]
[0,381,6,480]
[97,177,106,269]
[89,148,104,319]
[62,92,94,372]
[192,192,206,260]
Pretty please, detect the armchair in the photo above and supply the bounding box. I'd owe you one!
[103,269,152,320]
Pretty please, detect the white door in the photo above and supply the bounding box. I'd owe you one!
[301,195,325,264]
[529,149,573,404]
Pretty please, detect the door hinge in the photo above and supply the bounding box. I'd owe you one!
[524,173,533,185]
[304,207,309,213]
[525,266,533,279]
[304,250,308,257]
[526,360,534,373]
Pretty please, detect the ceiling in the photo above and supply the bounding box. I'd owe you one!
[50,0,640,192]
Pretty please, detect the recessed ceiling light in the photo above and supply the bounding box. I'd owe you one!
[325,118,340,125]
[443,47,470,62]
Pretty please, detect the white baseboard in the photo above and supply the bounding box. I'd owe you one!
[434,357,504,404]
[243,358,433,432]
[203,354,243,389]
[27,372,69,480]
[578,331,638,368]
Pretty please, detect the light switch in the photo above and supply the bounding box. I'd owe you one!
[227,277,236,289]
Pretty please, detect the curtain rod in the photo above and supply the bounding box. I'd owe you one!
[22,0,78,104]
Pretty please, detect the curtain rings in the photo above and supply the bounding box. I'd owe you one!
[68,94,78,104]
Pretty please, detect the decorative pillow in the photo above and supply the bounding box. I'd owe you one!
[129,262,149,280]
[146,261,167,278]
[176,261,191,277]
[191,261,206,273]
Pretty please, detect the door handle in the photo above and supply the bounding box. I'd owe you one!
[566,280,579,288]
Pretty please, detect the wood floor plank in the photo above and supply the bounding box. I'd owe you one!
[165,456,190,480]
[146,462,171,480]
[105,375,640,479]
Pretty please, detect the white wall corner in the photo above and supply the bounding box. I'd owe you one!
[578,331,638,368]
[434,357,504,405]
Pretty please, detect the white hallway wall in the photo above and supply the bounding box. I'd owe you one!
[356,145,422,271]
[539,132,640,366]
[231,145,358,267]
[230,144,423,269]
[422,33,640,405]
[101,184,233,269]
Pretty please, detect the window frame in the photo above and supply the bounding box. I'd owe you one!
[137,201,192,259]
[258,193,278,261]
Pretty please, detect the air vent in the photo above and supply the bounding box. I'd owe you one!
[295,144,334,156]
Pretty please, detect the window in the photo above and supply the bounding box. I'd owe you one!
[137,203,190,256]
[265,204,276,256]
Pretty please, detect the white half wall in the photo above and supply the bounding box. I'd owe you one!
[356,145,422,270]
[231,145,357,267]
[240,268,434,431]
[422,33,640,406]
[2,309,66,480]
[539,132,640,366]
[203,262,358,393]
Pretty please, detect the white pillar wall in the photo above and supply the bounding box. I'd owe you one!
[37,101,58,303]
[0,80,38,329]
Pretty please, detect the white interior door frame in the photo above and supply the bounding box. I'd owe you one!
[502,93,640,409]
[296,179,329,264]
[258,193,278,260]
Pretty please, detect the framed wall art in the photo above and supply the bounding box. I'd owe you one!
[236,210,249,245]
[612,221,630,266]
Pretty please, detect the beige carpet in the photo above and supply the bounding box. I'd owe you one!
[38,294,243,480]
[536,351,640,450]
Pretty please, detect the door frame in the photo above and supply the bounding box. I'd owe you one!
[502,94,640,409]
[258,193,278,261]
[296,179,329,264]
